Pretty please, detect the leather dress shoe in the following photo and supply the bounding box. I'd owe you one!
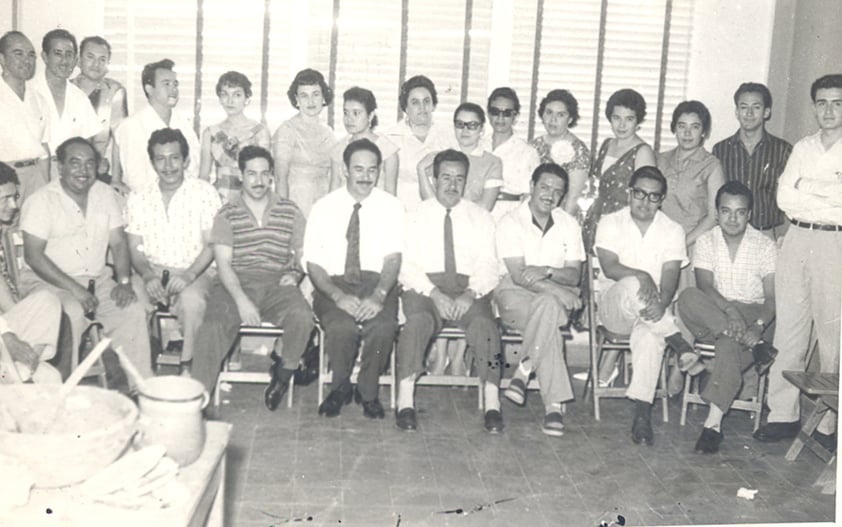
[695,427,724,454]
[264,356,289,411]
[318,387,353,417]
[631,415,654,446]
[751,341,778,376]
[484,409,504,434]
[753,420,800,442]
[361,398,385,419]
[395,408,417,431]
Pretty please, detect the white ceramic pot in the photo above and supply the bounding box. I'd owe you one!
[136,376,208,467]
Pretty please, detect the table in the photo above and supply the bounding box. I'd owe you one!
[1,421,231,526]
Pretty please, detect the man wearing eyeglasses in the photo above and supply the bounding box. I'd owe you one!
[593,166,693,446]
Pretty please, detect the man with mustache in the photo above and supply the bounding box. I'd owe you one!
[0,31,51,201]
[125,128,220,377]
[191,145,313,410]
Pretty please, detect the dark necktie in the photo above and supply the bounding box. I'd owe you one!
[344,203,362,284]
[444,208,456,280]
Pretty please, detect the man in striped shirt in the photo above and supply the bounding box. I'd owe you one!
[191,145,314,410]
[712,83,792,240]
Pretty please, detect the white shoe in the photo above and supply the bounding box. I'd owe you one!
[572,366,619,388]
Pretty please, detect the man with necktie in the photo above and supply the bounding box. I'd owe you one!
[303,138,404,419]
[395,149,503,433]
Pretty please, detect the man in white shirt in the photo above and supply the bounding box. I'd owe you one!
[125,128,220,374]
[113,58,200,193]
[33,29,103,178]
[396,149,502,433]
[594,166,693,446]
[0,31,51,201]
[303,139,403,419]
[677,181,777,453]
[495,163,584,436]
[754,74,842,448]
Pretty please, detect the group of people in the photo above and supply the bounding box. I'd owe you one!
[0,27,839,455]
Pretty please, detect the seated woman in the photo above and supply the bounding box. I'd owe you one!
[329,87,399,194]
[199,71,271,203]
[272,69,336,217]
[529,89,591,216]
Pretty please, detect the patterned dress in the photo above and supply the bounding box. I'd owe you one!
[273,115,336,217]
[207,120,271,203]
[530,133,591,175]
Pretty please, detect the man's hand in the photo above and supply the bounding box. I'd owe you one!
[739,325,763,347]
[111,282,137,308]
[144,274,168,304]
[519,266,548,288]
[355,295,384,322]
[635,272,659,306]
[167,272,194,295]
[335,293,361,318]
[71,283,99,315]
[2,332,39,373]
[450,291,475,321]
[235,297,262,326]
[640,300,667,322]
[723,306,747,341]
[279,273,298,287]
[547,284,582,311]
[430,289,455,320]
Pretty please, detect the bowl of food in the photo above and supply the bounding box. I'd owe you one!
[0,384,138,488]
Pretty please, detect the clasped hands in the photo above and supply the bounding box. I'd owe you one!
[144,271,195,306]
[430,288,474,321]
[722,306,762,347]
[636,273,667,322]
[519,266,582,311]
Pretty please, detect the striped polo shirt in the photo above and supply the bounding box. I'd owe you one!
[210,193,305,276]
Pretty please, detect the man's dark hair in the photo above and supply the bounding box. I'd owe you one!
[605,88,647,124]
[238,145,274,173]
[79,35,111,58]
[56,136,96,164]
[530,162,569,191]
[432,149,469,179]
[147,128,189,161]
[0,31,27,54]
[629,166,667,195]
[715,180,754,211]
[733,82,772,111]
[0,162,20,187]
[141,58,175,98]
[399,75,438,112]
[454,102,486,126]
[669,100,712,136]
[539,89,580,128]
[41,28,77,55]
[810,74,842,102]
[487,87,521,115]
[343,138,382,168]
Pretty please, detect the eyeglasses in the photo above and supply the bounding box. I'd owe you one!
[629,187,665,203]
[454,120,482,131]
[488,108,516,118]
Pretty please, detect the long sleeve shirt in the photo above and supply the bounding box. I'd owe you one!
[777,131,842,225]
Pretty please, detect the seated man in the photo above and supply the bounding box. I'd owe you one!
[125,128,220,374]
[304,138,403,419]
[18,137,151,380]
[677,181,777,454]
[495,163,584,437]
[594,166,693,445]
[191,146,313,409]
[0,162,61,384]
[396,149,502,433]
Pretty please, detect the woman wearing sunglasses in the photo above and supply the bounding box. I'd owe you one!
[530,89,591,215]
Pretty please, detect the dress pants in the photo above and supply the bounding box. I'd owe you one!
[768,227,842,433]
[598,276,680,403]
[494,277,573,404]
[313,271,398,401]
[191,271,314,393]
[677,287,773,412]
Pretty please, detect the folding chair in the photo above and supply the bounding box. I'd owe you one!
[499,324,570,413]
[415,325,485,409]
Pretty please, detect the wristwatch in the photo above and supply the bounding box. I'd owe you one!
[118,276,131,286]
[754,318,765,330]
[545,266,553,279]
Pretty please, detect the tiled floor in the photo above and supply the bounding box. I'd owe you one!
[215,356,836,527]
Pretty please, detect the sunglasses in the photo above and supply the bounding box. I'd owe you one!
[454,120,482,131]
[488,108,516,118]
[629,187,665,203]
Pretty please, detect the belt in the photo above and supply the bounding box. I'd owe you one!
[497,191,522,202]
[12,157,39,168]
[789,218,842,232]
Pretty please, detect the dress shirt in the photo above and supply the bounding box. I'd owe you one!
[31,73,100,151]
[496,200,585,275]
[712,130,792,229]
[693,225,775,304]
[114,104,201,192]
[482,135,540,195]
[303,187,403,276]
[0,79,50,161]
[124,178,221,269]
[401,198,498,297]
[381,118,453,210]
[20,180,123,278]
[777,131,842,225]
[657,146,723,233]
[594,207,687,287]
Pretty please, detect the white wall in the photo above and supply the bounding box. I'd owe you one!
[16,0,105,43]
[685,0,777,146]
